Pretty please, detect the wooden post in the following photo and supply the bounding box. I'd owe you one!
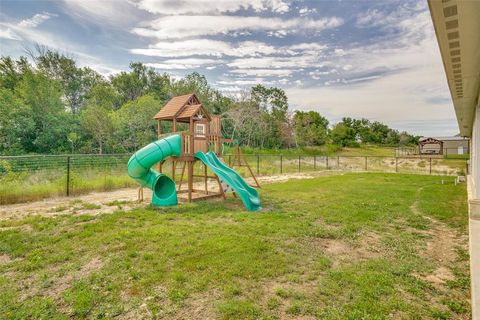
[188,161,193,202]
[257,155,260,174]
[429,157,432,174]
[204,163,208,195]
[177,162,186,191]
[314,155,316,170]
[395,157,398,173]
[280,155,283,174]
[215,175,226,199]
[365,156,368,171]
[298,155,301,172]
[66,156,71,196]
[326,156,329,169]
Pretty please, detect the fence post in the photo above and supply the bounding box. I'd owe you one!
[395,157,398,173]
[429,157,432,174]
[365,156,368,171]
[66,156,71,196]
[326,156,329,169]
[257,155,260,174]
[298,155,301,172]
[314,155,316,170]
[280,155,283,174]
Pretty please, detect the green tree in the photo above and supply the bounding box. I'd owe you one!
[32,48,102,114]
[0,89,35,154]
[0,56,31,91]
[16,70,70,152]
[330,123,358,147]
[293,111,329,146]
[111,62,170,106]
[80,83,117,154]
[171,72,232,114]
[112,95,161,152]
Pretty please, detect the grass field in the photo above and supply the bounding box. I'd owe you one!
[0,173,470,319]
[234,144,397,156]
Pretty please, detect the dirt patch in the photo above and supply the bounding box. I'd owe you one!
[46,257,104,300]
[320,234,383,266]
[424,267,455,285]
[409,188,465,290]
[0,172,339,221]
[0,253,12,264]
[173,292,219,320]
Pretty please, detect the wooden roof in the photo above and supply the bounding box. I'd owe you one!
[154,94,195,120]
[154,93,211,122]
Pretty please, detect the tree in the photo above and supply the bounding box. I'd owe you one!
[0,89,35,154]
[31,48,102,114]
[111,62,170,106]
[171,72,232,114]
[80,83,116,154]
[330,123,358,147]
[0,56,31,91]
[16,70,70,152]
[112,95,161,152]
[293,111,329,146]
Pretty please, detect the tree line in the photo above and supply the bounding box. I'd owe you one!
[0,49,418,155]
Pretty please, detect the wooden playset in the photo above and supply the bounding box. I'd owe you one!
[134,93,260,207]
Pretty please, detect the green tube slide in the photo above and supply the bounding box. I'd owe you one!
[127,134,181,207]
[195,151,261,211]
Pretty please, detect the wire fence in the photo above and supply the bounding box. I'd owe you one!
[0,153,468,205]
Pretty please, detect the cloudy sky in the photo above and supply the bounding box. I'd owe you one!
[0,0,457,136]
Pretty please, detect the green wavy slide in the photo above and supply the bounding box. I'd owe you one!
[195,151,261,211]
[127,134,181,206]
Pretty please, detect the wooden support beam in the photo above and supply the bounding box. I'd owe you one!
[204,163,208,195]
[188,161,193,202]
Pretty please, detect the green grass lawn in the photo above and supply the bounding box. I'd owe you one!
[0,173,470,319]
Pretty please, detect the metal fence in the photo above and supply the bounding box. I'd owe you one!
[0,153,468,205]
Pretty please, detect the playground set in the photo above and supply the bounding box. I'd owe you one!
[127,93,261,211]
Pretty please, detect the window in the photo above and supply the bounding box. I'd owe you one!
[195,123,206,137]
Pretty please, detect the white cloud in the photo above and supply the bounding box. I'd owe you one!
[0,27,21,40]
[134,0,290,14]
[145,58,219,69]
[230,68,293,77]
[227,55,318,69]
[62,0,141,26]
[131,40,327,59]
[216,79,269,86]
[18,12,56,28]
[132,15,343,40]
[131,39,279,58]
[299,7,317,16]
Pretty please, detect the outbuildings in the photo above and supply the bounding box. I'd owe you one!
[418,135,469,155]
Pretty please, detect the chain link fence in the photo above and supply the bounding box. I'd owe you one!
[0,153,468,205]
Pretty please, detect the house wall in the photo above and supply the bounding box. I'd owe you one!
[443,139,469,155]
[468,101,480,319]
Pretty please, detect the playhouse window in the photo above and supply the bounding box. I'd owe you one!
[195,123,206,137]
